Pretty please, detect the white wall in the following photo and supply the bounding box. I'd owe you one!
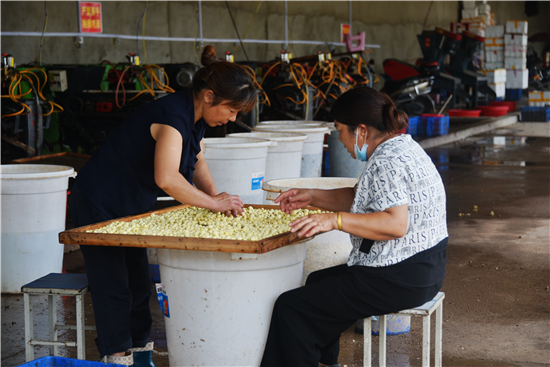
[1,1,548,74]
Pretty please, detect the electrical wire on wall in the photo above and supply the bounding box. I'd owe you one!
[136,1,148,59]
[193,2,201,64]
[141,2,148,64]
[39,1,48,66]
[233,1,262,57]
[225,1,249,61]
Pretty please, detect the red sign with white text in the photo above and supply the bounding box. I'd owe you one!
[80,2,102,33]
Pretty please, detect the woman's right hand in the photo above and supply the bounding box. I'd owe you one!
[275,189,313,214]
[213,192,244,217]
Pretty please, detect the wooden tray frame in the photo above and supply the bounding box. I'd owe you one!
[59,204,319,254]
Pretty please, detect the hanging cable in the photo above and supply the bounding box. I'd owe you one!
[225,1,249,61]
[39,1,48,66]
[422,1,434,32]
[136,2,148,57]
[234,1,262,55]
[142,2,148,64]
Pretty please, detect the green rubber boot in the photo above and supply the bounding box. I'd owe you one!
[129,341,156,367]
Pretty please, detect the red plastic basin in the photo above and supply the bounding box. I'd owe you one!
[478,105,509,117]
[489,101,517,112]
[448,109,482,117]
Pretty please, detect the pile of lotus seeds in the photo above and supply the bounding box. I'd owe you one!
[88,206,327,241]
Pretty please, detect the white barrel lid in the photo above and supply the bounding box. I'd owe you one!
[226,132,308,142]
[1,164,75,179]
[203,137,274,149]
[253,125,330,134]
[262,177,358,201]
[260,120,330,125]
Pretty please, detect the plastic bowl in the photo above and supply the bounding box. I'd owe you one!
[478,105,509,117]
[489,101,517,112]
[448,109,482,117]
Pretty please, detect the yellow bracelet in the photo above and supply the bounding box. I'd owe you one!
[337,212,342,231]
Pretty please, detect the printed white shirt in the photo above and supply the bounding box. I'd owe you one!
[348,134,448,267]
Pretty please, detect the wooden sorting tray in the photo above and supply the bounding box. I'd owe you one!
[59,204,317,254]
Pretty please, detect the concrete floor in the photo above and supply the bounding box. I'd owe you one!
[2,117,549,367]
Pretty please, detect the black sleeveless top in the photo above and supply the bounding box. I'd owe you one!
[76,90,207,219]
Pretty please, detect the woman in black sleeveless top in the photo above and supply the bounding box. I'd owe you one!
[70,46,256,365]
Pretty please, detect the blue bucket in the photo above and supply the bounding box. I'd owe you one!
[17,356,125,367]
[370,315,411,335]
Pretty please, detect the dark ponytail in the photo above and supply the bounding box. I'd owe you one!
[330,87,408,134]
[192,45,257,112]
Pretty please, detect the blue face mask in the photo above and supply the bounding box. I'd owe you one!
[354,128,368,162]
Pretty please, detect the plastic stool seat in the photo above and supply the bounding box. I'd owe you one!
[364,292,445,367]
[21,273,95,362]
[22,273,90,295]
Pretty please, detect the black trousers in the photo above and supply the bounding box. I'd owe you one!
[260,264,442,367]
[70,184,152,357]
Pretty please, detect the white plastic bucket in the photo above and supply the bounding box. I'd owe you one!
[226,132,307,203]
[262,177,358,285]
[1,164,75,293]
[253,125,330,178]
[203,137,274,205]
[157,243,307,366]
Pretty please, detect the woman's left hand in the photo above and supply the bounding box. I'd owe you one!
[289,213,337,237]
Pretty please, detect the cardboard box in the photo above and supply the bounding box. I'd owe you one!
[504,34,528,46]
[477,3,491,13]
[505,58,527,70]
[462,0,476,10]
[485,46,504,62]
[485,37,504,46]
[506,20,528,34]
[462,16,487,25]
[506,69,528,89]
[479,68,507,83]
[462,9,478,19]
[485,25,504,38]
[505,45,527,58]
[529,91,544,102]
[489,82,506,98]
[485,61,505,70]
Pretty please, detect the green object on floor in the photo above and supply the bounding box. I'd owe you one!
[131,350,156,367]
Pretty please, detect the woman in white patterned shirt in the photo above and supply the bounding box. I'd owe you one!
[260,87,448,367]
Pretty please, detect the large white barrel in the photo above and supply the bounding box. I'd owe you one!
[203,137,273,205]
[157,243,307,366]
[262,177,358,285]
[1,164,75,293]
[253,125,330,178]
[226,132,307,203]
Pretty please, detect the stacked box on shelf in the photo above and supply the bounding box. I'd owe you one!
[478,68,506,98]
[521,106,550,122]
[476,2,493,27]
[505,20,528,90]
[484,29,504,70]
[462,0,477,19]
[461,17,486,36]
[529,91,550,107]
